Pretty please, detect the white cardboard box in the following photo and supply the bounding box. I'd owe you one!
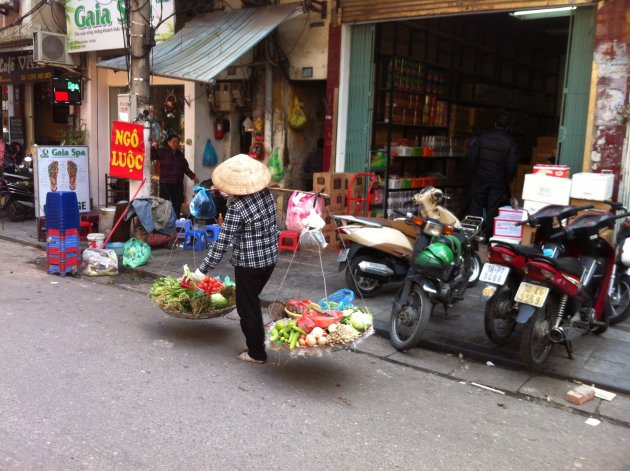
[493,217,524,238]
[522,200,551,220]
[570,172,614,201]
[522,174,572,205]
[498,206,524,221]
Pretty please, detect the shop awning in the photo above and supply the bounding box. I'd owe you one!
[97,3,303,83]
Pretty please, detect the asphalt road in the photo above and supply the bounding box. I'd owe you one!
[1,239,629,470]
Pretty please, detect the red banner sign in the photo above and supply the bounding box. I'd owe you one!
[110,121,146,181]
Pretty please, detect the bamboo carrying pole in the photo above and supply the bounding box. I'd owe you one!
[268,187,330,199]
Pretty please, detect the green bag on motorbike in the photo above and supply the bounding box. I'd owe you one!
[432,235,462,261]
[414,242,454,269]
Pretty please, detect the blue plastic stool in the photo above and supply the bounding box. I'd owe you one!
[183,228,208,251]
[176,219,193,240]
[205,225,221,244]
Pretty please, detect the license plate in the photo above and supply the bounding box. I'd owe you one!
[337,248,349,263]
[514,282,549,308]
[479,263,510,285]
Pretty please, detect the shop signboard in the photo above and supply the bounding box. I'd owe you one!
[0,52,53,84]
[36,146,90,216]
[9,117,24,143]
[109,121,146,181]
[65,0,175,53]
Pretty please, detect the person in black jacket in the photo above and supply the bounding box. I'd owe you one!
[467,113,518,241]
[151,134,198,218]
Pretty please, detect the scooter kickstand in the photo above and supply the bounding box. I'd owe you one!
[562,339,573,359]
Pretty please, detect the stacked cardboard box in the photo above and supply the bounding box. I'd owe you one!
[313,172,351,252]
[510,164,532,197]
[531,136,557,165]
[448,105,476,139]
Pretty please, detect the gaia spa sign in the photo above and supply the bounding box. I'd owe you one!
[110,121,145,181]
[35,146,90,217]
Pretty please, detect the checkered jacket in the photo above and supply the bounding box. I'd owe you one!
[199,189,279,271]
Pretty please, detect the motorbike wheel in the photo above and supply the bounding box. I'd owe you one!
[7,199,27,221]
[484,283,517,345]
[389,284,432,351]
[345,255,383,298]
[466,252,482,287]
[520,299,556,371]
[606,273,630,326]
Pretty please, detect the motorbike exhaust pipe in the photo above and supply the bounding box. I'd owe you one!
[549,327,566,343]
[357,261,394,277]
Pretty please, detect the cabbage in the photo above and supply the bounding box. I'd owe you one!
[349,311,373,332]
[210,293,228,309]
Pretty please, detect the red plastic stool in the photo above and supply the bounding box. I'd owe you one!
[79,221,92,240]
[278,230,299,253]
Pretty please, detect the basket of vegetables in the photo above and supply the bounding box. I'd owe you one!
[266,301,374,357]
[148,268,236,320]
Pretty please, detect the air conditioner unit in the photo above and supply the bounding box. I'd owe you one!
[33,31,74,66]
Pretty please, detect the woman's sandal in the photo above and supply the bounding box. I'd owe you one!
[237,352,265,364]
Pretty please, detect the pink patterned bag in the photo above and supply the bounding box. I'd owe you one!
[285,191,323,232]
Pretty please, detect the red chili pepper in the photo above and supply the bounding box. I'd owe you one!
[179,276,193,289]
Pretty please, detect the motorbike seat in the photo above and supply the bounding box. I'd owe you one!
[533,256,584,278]
[492,242,543,258]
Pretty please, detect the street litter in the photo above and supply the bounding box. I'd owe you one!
[566,384,596,405]
[585,418,601,427]
[470,382,506,395]
[593,387,616,401]
[486,361,495,367]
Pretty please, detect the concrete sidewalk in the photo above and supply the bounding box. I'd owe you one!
[3,218,630,423]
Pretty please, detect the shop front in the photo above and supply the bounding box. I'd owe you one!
[0,51,67,152]
[332,0,628,217]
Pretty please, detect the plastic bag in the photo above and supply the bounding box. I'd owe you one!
[202,139,218,167]
[190,186,217,220]
[288,97,307,130]
[318,289,355,310]
[299,226,328,252]
[82,248,118,276]
[122,238,151,269]
[268,148,285,182]
[285,191,323,232]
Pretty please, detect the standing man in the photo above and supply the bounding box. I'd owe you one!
[467,113,518,241]
[303,138,323,191]
[193,154,279,365]
[151,133,198,218]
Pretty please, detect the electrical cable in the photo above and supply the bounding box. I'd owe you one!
[0,0,47,33]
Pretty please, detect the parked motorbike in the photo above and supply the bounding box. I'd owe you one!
[605,216,630,325]
[0,156,35,221]
[481,203,595,344]
[334,187,482,298]
[385,207,483,350]
[516,207,629,370]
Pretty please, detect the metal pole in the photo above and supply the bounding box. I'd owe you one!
[129,0,152,198]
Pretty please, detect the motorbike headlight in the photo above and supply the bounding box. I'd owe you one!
[423,220,443,237]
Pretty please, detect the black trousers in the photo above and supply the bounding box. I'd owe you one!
[469,181,507,240]
[159,182,184,218]
[234,265,276,361]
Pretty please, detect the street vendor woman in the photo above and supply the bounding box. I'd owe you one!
[151,133,199,218]
[193,154,279,365]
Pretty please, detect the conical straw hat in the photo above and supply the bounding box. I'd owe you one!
[211,154,271,196]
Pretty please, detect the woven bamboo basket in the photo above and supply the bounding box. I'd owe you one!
[159,304,235,320]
